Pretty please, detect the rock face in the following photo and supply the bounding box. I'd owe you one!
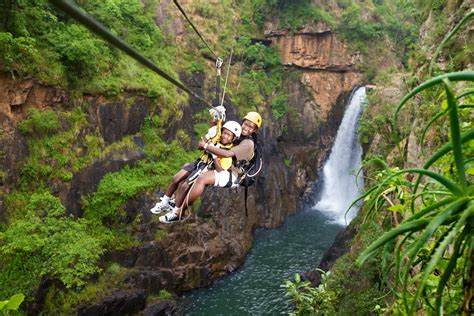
[267,28,363,126]
[78,290,147,316]
[62,145,146,218]
[0,22,364,316]
[270,32,361,71]
[0,73,67,122]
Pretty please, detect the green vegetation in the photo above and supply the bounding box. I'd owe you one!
[0,192,109,301]
[283,207,390,314]
[248,0,336,31]
[356,71,474,314]
[148,289,173,302]
[0,294,25,313]
[18,107,101,186]
[0,0,287,313]
[336,0,420,74]
[1,106,201,311]
[83,119,199,223]
[42,262,128,314]
[271,94,289,119]
[287,73,474,314]
[1,0,447,314]
[18,108,61,136]
[338,4,383,43]
[1,0,180,101]
[282,272,336,315]
[227,33,287,119]
[429,9,474,77]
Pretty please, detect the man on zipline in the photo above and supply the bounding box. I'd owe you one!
[159,111,262,223]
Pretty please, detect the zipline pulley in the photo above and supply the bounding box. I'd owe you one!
[216,57,223,76]
[214,57,224,107]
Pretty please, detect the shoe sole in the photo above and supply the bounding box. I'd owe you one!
[150,206,173,214]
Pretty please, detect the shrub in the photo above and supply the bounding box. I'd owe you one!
[18,108,61,136]
[0,192,108,299]
[282,272,337,315]
[0,32,39,75]
[271,94,288,119]
[337,4,383,43]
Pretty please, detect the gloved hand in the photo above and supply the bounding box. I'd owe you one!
[209,105,226,121]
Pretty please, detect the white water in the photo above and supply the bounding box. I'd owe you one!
[313,87,367,225]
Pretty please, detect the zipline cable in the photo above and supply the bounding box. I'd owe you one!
[48,0,213,107]
[172,0,219,60]
[220,45,234,107]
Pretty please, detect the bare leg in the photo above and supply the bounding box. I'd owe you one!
[176,171,215,209]
[175,180,191,208]
[165,169,190,197]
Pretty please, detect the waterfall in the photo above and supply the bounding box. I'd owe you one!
[313,87,367,225]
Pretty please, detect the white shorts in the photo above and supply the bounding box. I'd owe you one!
[214,170,239,188]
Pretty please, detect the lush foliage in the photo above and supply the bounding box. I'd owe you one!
[270,94,289,119]
[0,192,109,300]
[18,107,101,185]
[355,71,474,314]
[282,272,337,315]
[0,0,180,101]
[267,0,336,30]
[0,0,436,314]
[338,4,383,43]
[41,262,128,314]
[227,32,287,119]
[0,294,25,313]
[336,0,420,72]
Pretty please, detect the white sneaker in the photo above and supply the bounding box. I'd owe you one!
[159,210,181,223]
[150,197,171,214]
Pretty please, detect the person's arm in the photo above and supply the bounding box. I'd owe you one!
[213,157,224,172]
[198,139,235,158]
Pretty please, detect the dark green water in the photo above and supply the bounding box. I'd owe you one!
[183,209,343,315]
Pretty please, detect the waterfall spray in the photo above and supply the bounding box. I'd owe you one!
[313,87,367,225]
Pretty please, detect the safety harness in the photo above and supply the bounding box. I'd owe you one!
[187,141,233,184]
[224,134,263,216]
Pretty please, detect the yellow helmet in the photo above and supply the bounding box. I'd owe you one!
[243,111,262,128]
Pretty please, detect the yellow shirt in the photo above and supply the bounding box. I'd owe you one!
[214,143,233,171]
[199,142,233,170]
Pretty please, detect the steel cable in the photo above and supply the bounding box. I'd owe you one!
[172,0,219,60]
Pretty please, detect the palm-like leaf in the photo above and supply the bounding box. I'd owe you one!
[357,71,473,314]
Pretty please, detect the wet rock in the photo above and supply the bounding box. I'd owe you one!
[124,269,176,294]
[97,97,148,144]
[302,225,357,287]
[143,300,180,316]
[0,113,28,188]
[78,290,146,316]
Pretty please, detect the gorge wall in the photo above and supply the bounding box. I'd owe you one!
[0,20,364,316]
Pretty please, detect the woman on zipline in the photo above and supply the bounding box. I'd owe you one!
[159,111,262,223]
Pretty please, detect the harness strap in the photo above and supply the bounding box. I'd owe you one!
[244,184,248,217]
[224,171,233,188]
